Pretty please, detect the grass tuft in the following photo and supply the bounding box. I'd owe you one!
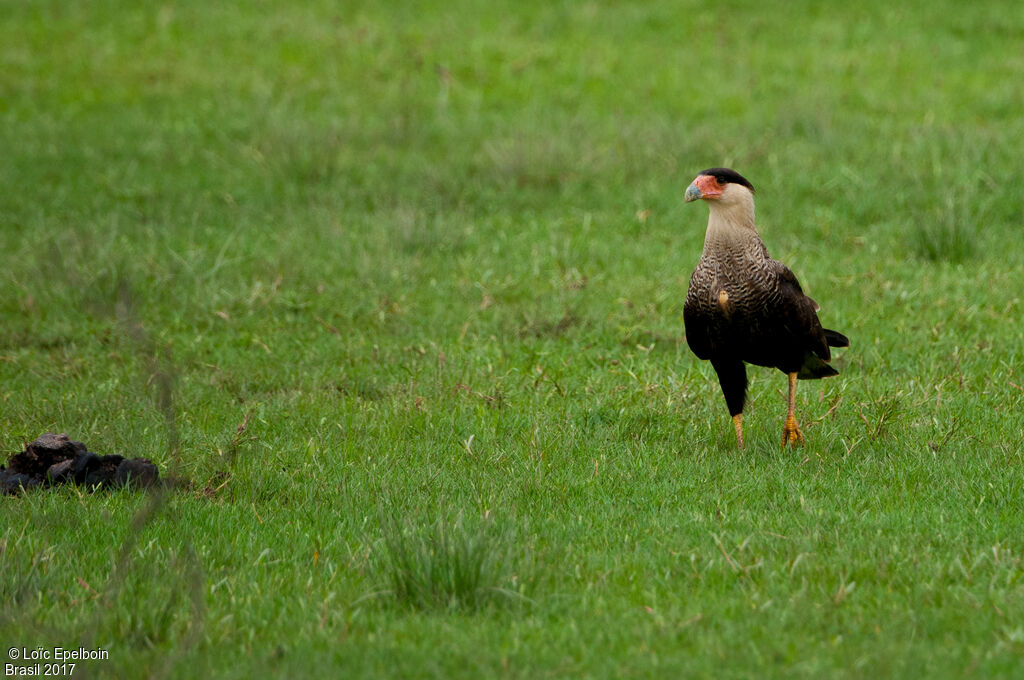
[909,208,978,263]
[372,514,520,613]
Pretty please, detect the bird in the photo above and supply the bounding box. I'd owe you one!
[682,167,848,449]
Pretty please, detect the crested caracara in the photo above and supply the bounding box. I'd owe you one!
[682,168,848,448]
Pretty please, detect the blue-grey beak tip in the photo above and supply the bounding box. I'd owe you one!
[684,183,702,203]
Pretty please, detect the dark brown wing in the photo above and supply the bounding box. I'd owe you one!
[769,262,844,378]
[775,263,831,361]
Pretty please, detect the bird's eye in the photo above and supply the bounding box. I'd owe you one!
[716,176,729,185]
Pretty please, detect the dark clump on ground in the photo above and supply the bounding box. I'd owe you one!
[1,433,159,495]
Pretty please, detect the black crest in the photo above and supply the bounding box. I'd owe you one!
[700,167,754,193]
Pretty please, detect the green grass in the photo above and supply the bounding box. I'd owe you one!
[2,0,1024,677]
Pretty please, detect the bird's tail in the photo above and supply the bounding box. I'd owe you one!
[798,351,839,380]
[824,328,849,348]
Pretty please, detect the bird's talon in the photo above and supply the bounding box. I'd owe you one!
[781,415,803,448]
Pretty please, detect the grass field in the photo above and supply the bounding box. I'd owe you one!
[2,0,1024,677]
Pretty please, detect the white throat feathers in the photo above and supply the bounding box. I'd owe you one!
[702,183,759,254]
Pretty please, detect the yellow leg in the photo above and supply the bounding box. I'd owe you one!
[781,372,804,448]
[733,414,744,449]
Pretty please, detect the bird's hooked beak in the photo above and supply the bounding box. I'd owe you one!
[684,174,724,203]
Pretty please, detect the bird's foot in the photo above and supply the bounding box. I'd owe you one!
[781,414,804,448]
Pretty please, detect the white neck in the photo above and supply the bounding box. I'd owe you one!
[702,184,759,254]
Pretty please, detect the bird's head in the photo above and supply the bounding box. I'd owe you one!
[684,168,755,208]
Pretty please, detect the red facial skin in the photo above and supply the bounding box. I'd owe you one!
[694,174,724,199]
